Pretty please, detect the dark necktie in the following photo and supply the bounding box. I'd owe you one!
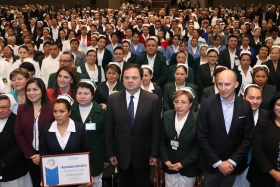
[128,95,134,127]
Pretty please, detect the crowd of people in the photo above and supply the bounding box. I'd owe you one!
[0,1,280,187]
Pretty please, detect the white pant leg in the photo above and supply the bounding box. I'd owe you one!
[0,172,33,187]
[165,173,180,187]
[179,174,196,187]
[93,174,102,187]
[232,167,250,187]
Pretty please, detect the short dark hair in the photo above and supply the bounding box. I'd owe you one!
[114,46,123,52]
[0,95,10,104]
[86,49,96,56]
[49,42,60,48]
[227,35,238,41]
[123,63,143,79]
[62,51,74,61]
[77,82,95,96]
[19,62,35,75]
[70,38,80,45]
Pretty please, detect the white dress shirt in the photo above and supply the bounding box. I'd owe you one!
[41,52,62,85]
[126,89,140,117]
[175,111,189,137]
[48,118,76,150]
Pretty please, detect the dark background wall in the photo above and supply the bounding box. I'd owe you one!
[0,0,110,9]
[0,0,279,9]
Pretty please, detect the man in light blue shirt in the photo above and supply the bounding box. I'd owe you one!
[197,70,254,187]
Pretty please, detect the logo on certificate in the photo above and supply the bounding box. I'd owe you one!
[45,158,59,185]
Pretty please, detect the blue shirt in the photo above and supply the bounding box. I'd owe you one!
[212,94,237,168]
[221,95,235,134]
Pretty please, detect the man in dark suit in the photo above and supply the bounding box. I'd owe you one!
[197,70,254,187]
[135,38,168,88]
[149,20,166,37]
[0,95,31,185]
[218,35,241,69]
[105,64,161,187]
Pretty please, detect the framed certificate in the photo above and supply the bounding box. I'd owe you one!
[40,152,91,186]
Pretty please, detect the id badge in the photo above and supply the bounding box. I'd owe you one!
[85,123,96,130]
[2,78,8,85]
[170,140,179,150]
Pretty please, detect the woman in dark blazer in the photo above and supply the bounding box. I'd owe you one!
[141,65,163,111]
[122,39,137,64]
[163,64,198,112]
[249,28,265,55]
[233,51,253,95]
[233,84,266,186]
[14,78,54,187]
[39,95,93,187]
[70,81,108,187]
[167,51,195,84]
[248,93,280,187]
[161,88,199,187]
[252,65,278,110]
[93,63,124,109]
[261,45,280,91]
[96,35,113,70]
[77,49,105,84]
[196,48,219,103]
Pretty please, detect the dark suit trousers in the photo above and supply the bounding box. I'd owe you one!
[204,171,236,187]
[26,159,41,187]
[117,162,151,187]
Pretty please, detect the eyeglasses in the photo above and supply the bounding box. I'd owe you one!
[0,106,10,110]
[59,59,72,63]
[173,101,190,106]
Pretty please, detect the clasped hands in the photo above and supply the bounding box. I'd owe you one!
[165,161,183,171]
[218,161,234,176]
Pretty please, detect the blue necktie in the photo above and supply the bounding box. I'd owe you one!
[128,96,134,127]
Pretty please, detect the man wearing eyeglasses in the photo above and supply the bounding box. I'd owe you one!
[47,51,87,88]
[0,95,32,186]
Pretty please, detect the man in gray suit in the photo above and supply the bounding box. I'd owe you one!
[66,38,86,66]
[105,64,161,187]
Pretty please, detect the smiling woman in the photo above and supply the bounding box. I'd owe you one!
[46,66,78,103]
[14,78,54,187]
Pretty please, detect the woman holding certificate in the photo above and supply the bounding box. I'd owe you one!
[14,78,54,187]
[70,81,108,187]
[39,94,93,187]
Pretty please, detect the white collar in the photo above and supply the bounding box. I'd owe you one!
[126,89,140,99]
[48,118,76,133]
[140,81,155,92]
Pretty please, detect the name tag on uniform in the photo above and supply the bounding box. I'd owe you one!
[85,123,96,130]
[170,140,179,150]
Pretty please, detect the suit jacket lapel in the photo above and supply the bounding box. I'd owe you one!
[179,111,195,139]
[167,110,178,139]
[213,94,227,134]
[225,50,231,68]
[134,90,147,126]
[118,90,131,127]
[228,96,241,136]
